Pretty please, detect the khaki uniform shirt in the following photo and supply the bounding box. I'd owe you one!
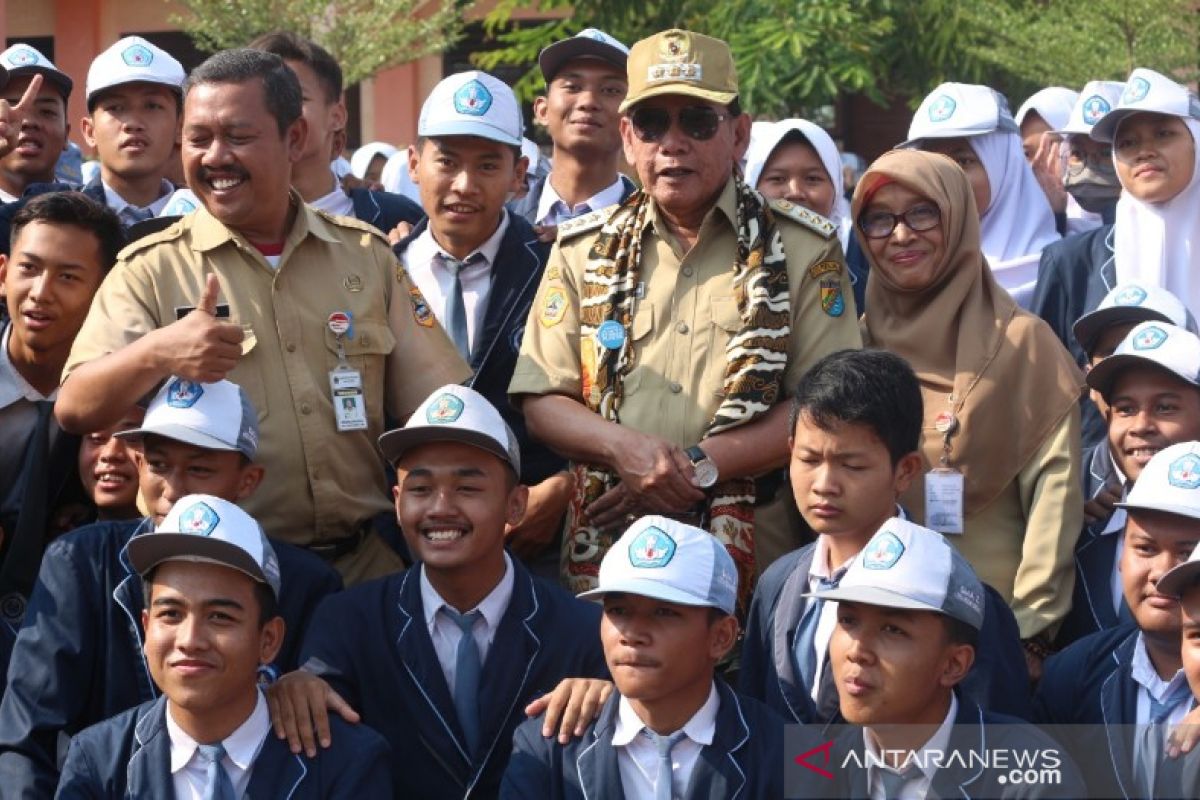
[64,196,469,546]
[510,177,862,453]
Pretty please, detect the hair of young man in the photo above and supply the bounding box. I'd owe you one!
[789,348,923,465]
[942,614,979,650]
[142,564,279,627]
[414,135,523,164]
[11,191,125,273]
[183,48,301,136]
[246,31,343,104]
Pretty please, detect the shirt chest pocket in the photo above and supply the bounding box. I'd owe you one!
[618,302,655,397]
[231,328,270,422]
[323,319,397,419]
[705,297,742,397]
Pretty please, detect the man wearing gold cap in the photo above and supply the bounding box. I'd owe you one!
[509,29,861,611]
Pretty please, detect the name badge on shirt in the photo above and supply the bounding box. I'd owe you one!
[925,468,964,534]
[330,366,367,432]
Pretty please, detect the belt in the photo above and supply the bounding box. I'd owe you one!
[307,525,367,561]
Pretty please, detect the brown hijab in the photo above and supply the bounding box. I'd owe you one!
[854,149,1082,516]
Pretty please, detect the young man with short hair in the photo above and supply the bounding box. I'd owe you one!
[248,31,423,234]
[739,348,1029,723]
[502,515,785,798]
[816,519,1086,798]
[75,404,145,523]
[0,378,342,798]
[79,36,186,223]
[56,494,392,797]
[0,44,71,203]
[1058,299,1200,646]
[270,384,608,797]
[398,71,572,573]
[1035,441,1200,797]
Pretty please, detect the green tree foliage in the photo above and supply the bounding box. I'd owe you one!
[170,0,466,85]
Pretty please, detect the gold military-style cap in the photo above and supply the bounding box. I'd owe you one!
[619,29,738,114]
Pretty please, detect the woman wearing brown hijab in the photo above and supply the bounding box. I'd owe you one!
[853,149,1084,674]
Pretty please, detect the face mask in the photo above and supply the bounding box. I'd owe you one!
[1064,165,1121,213]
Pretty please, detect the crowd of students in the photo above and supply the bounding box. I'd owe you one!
[0,20,1199,800]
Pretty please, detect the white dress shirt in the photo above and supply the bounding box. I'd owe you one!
[535,175,628,227]
[1131,633,1192,726]
[611,683,719,800]
[309,185,355,218]
[864,694,957,800]
[102,179,174,223]
[402,212,510,354]
[807,534,855,702]
[166,690,270,800]
[420,553,515,698]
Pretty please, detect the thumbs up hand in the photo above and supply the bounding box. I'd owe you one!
[154,273,245,383]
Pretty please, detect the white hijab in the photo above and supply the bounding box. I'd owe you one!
[969,131,1060,306]
[350,141,398,180]
[1113,117,1200,314]
[744,119,852,249]
[380,149,422,205]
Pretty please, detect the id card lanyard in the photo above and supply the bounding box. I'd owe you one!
[925,397,964,534]
[328,312,367,432]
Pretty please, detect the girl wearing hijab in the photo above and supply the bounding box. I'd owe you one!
[854,149,1083,675]
[1090,67,1200,318]
[350,141,398,184]
[744,120,867,310]
[902,82,1061,308]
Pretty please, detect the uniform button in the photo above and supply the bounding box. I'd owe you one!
[682,266,694,277]
[286,342,296,352]
[301,403,312,415]
[676,322,689,334]
[670,382,682,393]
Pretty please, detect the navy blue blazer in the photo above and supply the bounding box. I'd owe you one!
[501,679,784,800]
[1034,623,1147,797]
[823,698,1086,799]
[298,559,609,798]
[739,542,1032,723]
[55,695,391,798]
[348,186,423,233]
[1055,444,1131,649]
[395,214,563,485]
[0,518,342,800]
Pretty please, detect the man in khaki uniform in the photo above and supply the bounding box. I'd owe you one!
[509,30,861,608]
[56,49,468,584]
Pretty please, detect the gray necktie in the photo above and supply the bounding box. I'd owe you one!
[443,607,484,755]
[121,205,155,226]
[440,254,475,360]
[876,761,922,798]
[645,728,687,800]
[196,742,236,800]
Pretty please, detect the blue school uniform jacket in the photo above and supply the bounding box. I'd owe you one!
[1034,623,1147,797]
[55,695,391,798]
[739,542,1032,722]
[823,698,1087,799]
[395,214,564,485]
[501,679,784,800]
[0,518,342,800]
[348,187,423,233]
[298,559,609,798]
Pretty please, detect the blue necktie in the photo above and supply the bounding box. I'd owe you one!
[196,742,236,800]
[1136,682,1193,795]
[793,574,841,692]
[645,728,688,800]
[876,761,922,798]
[440,254,477,360]
[120,205,155,226]
[443,607,484,755]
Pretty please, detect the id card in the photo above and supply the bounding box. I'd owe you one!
[925,468,964,534]
[329,366,367,432]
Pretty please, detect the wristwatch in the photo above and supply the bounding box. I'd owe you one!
[685,445,719,489]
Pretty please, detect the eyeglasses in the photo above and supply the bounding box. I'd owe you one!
[858,203,942,239]
[628,105,729,142]
[1064,146,1115,177]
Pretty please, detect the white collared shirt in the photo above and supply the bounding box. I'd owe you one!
[402,212,510,353]
[166,690,270,800]
[101,179,174,223]
[864,694,957,800]
[806,534,856,702]
[534,175,627,227]
[419,553,514,697]
[0,188,17,203]
[309,185,355,218]
[612,683,719,800]
[1130,633,1192,726]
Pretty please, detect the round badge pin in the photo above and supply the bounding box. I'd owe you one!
[327,311,351,337]
[596,320,626,350]
[934,411,958,434]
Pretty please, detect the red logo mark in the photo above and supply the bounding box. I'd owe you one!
[794,739,835,780]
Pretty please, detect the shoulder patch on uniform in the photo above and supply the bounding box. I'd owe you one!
[808,259,843,280]
[116,217,189,260]
[556,204,620,242]
[313,207,391,246]
[769,198,837,239]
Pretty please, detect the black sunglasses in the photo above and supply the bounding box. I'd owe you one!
[628,105,729,142]
[858,203,942,239]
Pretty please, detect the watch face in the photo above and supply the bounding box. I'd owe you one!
[693,460,719,488]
